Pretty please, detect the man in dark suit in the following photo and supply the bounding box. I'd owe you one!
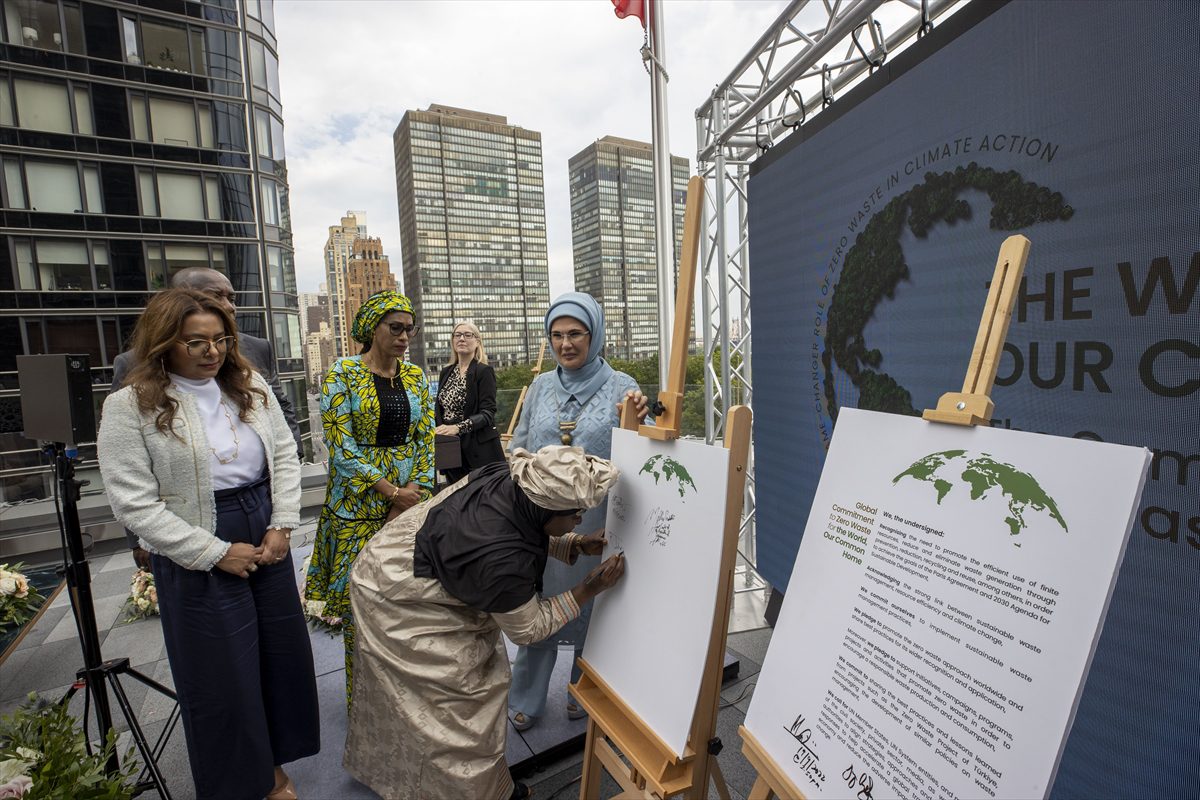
[111,267,304,566]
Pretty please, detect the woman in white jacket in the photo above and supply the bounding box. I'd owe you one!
[98,288,319,800]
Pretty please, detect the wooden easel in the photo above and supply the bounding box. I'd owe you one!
[569,177,752,800]
[502,338,547,450]
[736,234,1031,799]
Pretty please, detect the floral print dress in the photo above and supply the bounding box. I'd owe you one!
[304,355,434,699]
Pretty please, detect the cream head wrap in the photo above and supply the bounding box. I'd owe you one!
[509,446,620,511]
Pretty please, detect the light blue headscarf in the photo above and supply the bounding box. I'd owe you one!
[545,292,615,405]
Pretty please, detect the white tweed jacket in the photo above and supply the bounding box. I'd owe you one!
[97,372,302,571]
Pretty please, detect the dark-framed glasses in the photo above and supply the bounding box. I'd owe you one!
[385,322,421,337]
[549,330,590,344]
[179,336,236,357]
[452,331,477,340]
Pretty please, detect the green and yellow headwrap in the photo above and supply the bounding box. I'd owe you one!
[351,291,414,344]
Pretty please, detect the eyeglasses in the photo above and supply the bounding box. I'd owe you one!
[550,330,590,344]
[452,331,477,340]
[178,336,236,357]
[384,322,421,337]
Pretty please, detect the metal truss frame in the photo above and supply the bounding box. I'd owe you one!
[694,0,965,576]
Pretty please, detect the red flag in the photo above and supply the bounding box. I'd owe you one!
[612,0,647,28]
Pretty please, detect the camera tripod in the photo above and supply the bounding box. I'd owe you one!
[51,442,178,799]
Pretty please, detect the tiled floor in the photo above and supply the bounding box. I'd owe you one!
[0,525,775,800]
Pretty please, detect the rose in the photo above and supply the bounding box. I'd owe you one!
[0,576,15,596]
[147,587,157,604]
[0,776,32,798]
[11,577,27,599]
[0,751,34,783]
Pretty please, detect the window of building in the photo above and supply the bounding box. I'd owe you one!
[130,94,213,148]
[146,242,222,288]
[247,39,280,98]
[253,108,285,160]
[248,40,266,88]
[260,0,276,33]
[260,178,279,225]
[272,312,301,359]
[9,160,101,213]
[138,169,221,220]
[2,0,83,54]
[34,239,87,290]
[6,78,92,135]
[266,246,285,292]
[10,238,112,290]
[122,15,206,75]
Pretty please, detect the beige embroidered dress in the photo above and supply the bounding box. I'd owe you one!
[344,479,582,799]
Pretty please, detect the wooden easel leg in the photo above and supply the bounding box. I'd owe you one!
[580,718,603,800]
[709,756,732,800]
[747,775,774,800]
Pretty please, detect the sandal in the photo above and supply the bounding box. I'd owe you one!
[566,700,586,721]
[510,711,536,731]
[267,771,297,800]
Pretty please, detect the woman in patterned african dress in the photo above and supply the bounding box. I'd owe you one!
[304,290,435,700]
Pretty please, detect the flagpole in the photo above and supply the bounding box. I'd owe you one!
[648,0,674,393]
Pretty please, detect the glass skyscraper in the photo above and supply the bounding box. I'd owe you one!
[0,0,306,504]
[568,136,688,361]
[393,104,550,373]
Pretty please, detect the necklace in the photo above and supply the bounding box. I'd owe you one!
[557,399,579,445]
[369,357,401,388]
[211,399,240,464]
[558,420,576,445]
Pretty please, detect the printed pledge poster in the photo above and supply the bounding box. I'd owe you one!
[744,409,1151,799]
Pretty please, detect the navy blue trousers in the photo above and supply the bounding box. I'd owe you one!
[151,478,320,800]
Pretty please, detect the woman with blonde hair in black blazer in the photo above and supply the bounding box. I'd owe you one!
[434,320,506,484]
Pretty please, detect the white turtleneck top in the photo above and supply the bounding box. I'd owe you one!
[170,374,267,490]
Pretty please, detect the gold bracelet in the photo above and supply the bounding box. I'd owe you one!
[389,486,401,503]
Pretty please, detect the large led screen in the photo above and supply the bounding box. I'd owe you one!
[746,1,1198,796]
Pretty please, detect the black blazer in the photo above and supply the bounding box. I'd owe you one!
[435,360,505,471]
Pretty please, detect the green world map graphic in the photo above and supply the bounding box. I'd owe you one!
[640,455,697,499]
[893,450,1068,539]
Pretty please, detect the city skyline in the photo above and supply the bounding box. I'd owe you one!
[274,0,787,298]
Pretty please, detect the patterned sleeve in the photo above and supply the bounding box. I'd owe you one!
[490,591,582,646]
[321,360,384,495]
[407,365,436,494]
[548,532,582,564]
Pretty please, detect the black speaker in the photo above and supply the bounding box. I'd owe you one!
[16,354,97,445]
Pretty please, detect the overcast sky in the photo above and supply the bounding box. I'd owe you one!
[273,0,792,297]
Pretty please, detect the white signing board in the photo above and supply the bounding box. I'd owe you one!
[745,408,1151,800]
[583,428,732,758]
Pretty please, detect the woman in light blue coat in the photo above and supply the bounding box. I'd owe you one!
[508,292,649,730]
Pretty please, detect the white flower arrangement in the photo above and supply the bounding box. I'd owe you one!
[0,564,44,631]
[125,569,159,622]
[0,747,35,798]
[0,694,136,797]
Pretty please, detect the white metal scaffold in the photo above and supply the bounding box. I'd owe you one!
[694,0,966,579]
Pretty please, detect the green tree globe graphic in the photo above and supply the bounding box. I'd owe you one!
[821,164,1074,423]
